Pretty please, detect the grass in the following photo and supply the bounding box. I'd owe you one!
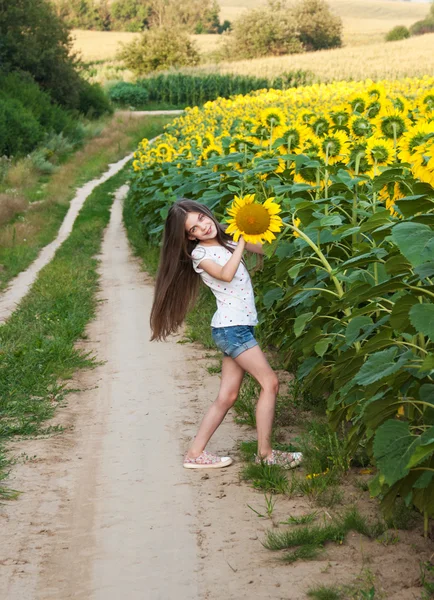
[241,462,292,494]
[0,113,172,291]
[307,584,342,599]
[263,506,387,563]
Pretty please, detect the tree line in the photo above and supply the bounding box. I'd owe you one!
[50,0,230,33]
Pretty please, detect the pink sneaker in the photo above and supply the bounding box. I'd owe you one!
[183,450,233,469]
[255,450,303,470]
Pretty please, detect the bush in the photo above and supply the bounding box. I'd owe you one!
[0,98,43,156]
[107,82,149,107]
[77,80,113,118]
[219,3,303,60]
[410,18,434,36]
[117,27,200,76]
[0,72,76,134]
[385,25,410,42]
[293,0,342,51]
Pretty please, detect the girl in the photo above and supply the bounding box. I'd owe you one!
[150,199,302,470]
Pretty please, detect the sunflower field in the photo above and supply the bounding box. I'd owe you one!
[129,77,434,529]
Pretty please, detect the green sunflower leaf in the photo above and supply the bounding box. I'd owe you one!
[353,347,410,386]
[409,303,434,342]
[373,420,420,486]
[391,222,434,267]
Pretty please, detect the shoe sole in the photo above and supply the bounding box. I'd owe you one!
[183,457,233,469]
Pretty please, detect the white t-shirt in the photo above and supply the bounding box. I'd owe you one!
[191,243,258,328]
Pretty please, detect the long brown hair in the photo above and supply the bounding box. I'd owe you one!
[150,199,234,341]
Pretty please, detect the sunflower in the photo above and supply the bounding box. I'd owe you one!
[278,125,309,154]
[348,93,368,114]
[348,115,373,139]
[375,106,411,142]
[188,134,202,151]
[378,182,405,217]
[292,216,301,238]
[365,100,382,119]
[391,96,410,115]
[156,142,174,161]
[201,144,223,161]
[310,116,331,137]
[330,105,351,129]
[365,136,395,175]
[225,194,283,244]
[260,107,287,130]
[418,92,434,117]
[253,150,285,174]
[349,142,370,174]
[398,121,434,163]
[318,131,350,166]
[366,83,386,102]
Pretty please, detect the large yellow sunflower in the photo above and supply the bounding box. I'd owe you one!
[365,136,395,174]
[225,194,283,244]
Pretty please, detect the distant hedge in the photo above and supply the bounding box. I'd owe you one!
[107,71,315,108]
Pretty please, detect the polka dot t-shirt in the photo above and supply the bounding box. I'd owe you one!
[191,243,258,328]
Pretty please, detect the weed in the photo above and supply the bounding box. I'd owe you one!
[297,418,351,481]
[354,478,370,492]
[206,362,221,375]
[280,511,319,525]
[233,375,259,428]
[247,493,277,519]
[306,584,342,599]
[241,463,289,494]
[376,531,399,546]
[283,544,321,563]
[263,507,387,564]
[419,561,434,599]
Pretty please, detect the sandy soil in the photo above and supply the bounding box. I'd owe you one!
[1,185,433,599]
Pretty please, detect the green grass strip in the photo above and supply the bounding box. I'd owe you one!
[0,166,130,498]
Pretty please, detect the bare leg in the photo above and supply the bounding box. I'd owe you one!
[234,345,278,459]
[186,356,245,459]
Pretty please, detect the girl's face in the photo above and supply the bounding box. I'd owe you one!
[185,211,217,243]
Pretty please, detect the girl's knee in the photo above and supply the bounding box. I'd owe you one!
[216,389,238,411]
[262,373,279,395]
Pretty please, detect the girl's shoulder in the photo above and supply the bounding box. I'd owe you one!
[192,244,230,259]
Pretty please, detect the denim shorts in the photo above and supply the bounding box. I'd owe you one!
[211,325,258,359]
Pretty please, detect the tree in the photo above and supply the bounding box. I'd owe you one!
[0,0,111,114]
[117,26,200,75]
[293,0,342,51]
[219,2,303,60]
[0,0,82,108]
[111,0,150,32]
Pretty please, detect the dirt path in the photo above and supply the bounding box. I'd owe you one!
[1,186,431,599]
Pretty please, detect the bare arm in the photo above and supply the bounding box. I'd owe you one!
[199,238,246,282]
[219,223,264,255]
[244,241,264,255]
